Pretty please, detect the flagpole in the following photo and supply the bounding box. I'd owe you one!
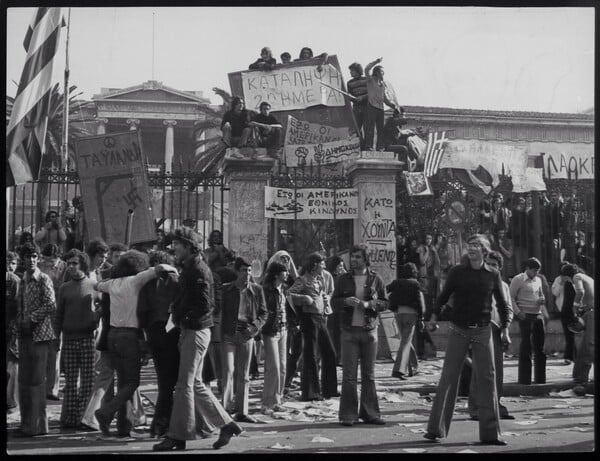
[62,8,71,203]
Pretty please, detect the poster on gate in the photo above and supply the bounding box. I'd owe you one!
[284,115,352,145]
[240,64,346,111]
[74,131,156,245]
[264,186,358,220]
[284,137,361,167]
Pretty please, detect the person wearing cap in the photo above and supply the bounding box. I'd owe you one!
[16,242,57,437]
[347,62,368,145]
[221,257,268,423]
[280,52,291,64]
[364,57,399,151]
[510,257,549,385]
[423,234,510,446]
[560,263,594,389]
[153,227,242,451]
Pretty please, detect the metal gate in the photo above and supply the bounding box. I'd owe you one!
[7,162,228,251]
[269,162,354,265]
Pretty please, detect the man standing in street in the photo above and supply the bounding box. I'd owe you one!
[468,250,515,421]
[221,257,268,423]
[510,257,549,385]
[16,242,57,437]
[289,252,339,401]
[153,227,242,451]
[332,245,388,426]
[560,263,594,391]
[424,234,510,446]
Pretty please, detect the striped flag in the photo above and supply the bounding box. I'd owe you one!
[423,131,448,177]
[6,8,64,186]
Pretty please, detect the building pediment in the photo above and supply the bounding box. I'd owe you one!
[92,80,209,104]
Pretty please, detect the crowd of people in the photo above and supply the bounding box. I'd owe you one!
[219,47,405,155]
[6,220,594,449]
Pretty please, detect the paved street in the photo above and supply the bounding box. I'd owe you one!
[6,356,594,454]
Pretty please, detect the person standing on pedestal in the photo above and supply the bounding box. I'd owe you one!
[510,257,549,385]
[363,57,398,151]
[423,234,510,446]
[332,245,388,426]
[346,62,368,146]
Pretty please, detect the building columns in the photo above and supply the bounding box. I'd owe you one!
[96,118,109,135]
[163,120,177,171]
[127,118,140,131]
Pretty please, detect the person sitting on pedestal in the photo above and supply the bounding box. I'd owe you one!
[382,109,409,156]
[248,47,277,71]
[221,97,252,148]
[248,102,283,157]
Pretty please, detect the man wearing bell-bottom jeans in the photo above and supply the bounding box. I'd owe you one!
[424,234,511,446]
[153,227,242,452]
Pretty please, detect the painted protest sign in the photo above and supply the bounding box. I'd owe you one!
[440,140,529,186]
[535,144,594,180]
[74,131,155,244]
[241,64,346,112]
[284,137,361,167]
[284,115,352,145]
[264,186,358,220]
[512,168,546,193]
[151,189,211,220]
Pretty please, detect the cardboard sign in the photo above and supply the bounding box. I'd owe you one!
[74,131,156,244]
[264,186,358,220]
[284,137,361,167]
[241,64,346,111]
[284,114,352,145]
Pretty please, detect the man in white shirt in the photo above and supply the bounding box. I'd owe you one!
[510,257,549,385]
[93,250,176,437]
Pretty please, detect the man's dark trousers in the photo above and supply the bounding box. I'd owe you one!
[300,313,337,399]
[518,314,546,384]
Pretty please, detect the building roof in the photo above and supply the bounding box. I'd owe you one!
[401,105,594,122]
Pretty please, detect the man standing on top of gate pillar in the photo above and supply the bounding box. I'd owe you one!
[363,57,400,152]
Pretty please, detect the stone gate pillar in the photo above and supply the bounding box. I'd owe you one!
[347,157,404,286]
[222,154,275,270]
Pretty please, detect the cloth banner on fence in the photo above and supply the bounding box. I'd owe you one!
[541,148,594,180]
[264,186,358,220]
[151,189,211,220]
[439,140,529,187]
[241,64,346,111]
[284,137,361,167]
[74,131,156,245]
[284,115,352,145]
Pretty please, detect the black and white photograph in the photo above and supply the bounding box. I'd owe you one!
[4,2,595,455]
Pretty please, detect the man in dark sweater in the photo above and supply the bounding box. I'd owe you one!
[424,234,511,446]
[221,97,252,148]
[153,227,242,452]
[137,250,180,438]
[248,102,282,154]
[55,249,101,428]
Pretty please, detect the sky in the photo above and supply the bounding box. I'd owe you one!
[6,6,595,113]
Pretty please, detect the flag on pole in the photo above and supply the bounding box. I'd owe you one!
[6,7,64,186]
[423,131,448,177]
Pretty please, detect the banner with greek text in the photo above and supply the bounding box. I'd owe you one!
[74,131,156,245]
[284,137,361,167]
[265,186,358,220]
[284,114,352,145]
[540,147,594,180]
[241,64,346,111]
